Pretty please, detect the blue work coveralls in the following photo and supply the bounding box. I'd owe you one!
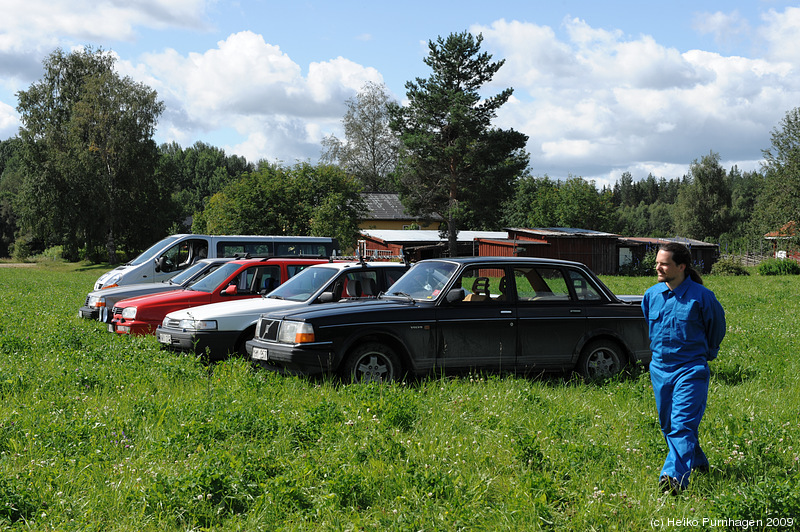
[642,277,726,489]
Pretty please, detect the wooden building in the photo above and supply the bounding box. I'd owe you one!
[474,228,621,275]
[617,237,720,273]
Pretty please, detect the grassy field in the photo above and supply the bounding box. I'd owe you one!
[0,262,798,531]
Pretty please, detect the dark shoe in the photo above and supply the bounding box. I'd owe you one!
[659,475,682,496]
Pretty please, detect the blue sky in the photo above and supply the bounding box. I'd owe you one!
[2,0,799,187]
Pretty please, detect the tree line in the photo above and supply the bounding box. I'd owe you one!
[1,36,799,263]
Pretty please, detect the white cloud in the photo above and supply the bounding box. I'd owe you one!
[475,15,799,182]
[137,31,384,161]
[692,10,751,51]
[0,0,210,54]
[760,6,800,63]
[0,100,19,139]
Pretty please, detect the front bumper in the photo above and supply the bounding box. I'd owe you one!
[245,338,335,375]
[110,318,156,335]
[78,306,99,320]
[156,326,242,358]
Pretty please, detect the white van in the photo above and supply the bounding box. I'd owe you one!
[92,234,339,290]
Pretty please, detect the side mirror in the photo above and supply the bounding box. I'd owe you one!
[223,284,238,296]
[446,288,466,303]
[317,292,335,303]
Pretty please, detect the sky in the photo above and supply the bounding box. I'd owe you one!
[2,0,800,188]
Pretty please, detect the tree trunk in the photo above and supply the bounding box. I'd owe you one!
[106,229,117,265]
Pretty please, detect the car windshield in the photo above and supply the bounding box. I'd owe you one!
[385,261,459,301]
[167,260,212,285]
[267,266,338,302]
[128,235,182,266]
[185,262,242,293]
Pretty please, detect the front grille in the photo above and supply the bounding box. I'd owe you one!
[111,306,122,316]
[85,295,91,306]
[163,318,181,329]
[256,317,280,341]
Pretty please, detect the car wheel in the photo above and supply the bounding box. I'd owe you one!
[342,342,401,384]
[578,339,626,381]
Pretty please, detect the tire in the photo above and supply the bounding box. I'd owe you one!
[341,342,401,384]
[577,339,626,381]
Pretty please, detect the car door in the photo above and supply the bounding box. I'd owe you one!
[435,265,517,372]
[514,265,587,371]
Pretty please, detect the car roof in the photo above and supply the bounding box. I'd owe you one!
[226,257,330,266]
[307,261,408,270]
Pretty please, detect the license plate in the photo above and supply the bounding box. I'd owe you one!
[158,333,171,344]
[107,324,115,333]
[251,347,269,361]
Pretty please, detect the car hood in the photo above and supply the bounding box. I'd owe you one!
[264,297,420,322]
[166,296,306,321]
[114,288,202,309]
[87,281,182,300]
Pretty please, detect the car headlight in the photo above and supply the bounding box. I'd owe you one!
[121,307,137,319]
[88,295,106,308]
[102,273,122,289]
[278,321,315,344]
[179,319,218,331]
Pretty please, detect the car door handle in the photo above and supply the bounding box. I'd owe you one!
[570,309,582,314]
[500,310,513,314]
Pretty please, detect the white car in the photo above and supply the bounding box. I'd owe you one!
[155,261,409,359]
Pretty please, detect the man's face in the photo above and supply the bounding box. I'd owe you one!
[655,250,685,285]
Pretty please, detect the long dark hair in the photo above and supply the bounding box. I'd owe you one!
[661,242,703,285]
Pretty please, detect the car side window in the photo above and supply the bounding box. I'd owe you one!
[233,266,280,294]
[569,270,603,301]
[454,266,507,303]
[342,271,380,298]
[513,267,571,302]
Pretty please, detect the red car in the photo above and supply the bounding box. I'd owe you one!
[109,257,329,335]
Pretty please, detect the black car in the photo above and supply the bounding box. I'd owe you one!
[246,257,650,382]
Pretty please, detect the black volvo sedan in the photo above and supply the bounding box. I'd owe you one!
[246,257,650,383]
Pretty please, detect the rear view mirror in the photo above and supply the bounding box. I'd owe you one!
[223,284,238,296]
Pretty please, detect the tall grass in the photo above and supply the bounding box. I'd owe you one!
[0,264,798,530]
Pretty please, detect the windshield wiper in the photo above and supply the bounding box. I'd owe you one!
[384,291,414,302]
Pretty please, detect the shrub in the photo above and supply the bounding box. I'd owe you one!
[618,250,657,276]
[757,258,800,275]
[711,256,750,276]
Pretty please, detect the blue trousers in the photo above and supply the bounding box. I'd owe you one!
[650,360,710,488]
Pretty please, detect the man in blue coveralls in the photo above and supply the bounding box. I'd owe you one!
[642,242,726,495]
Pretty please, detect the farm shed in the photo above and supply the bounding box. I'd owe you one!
[358,230,508,261]
[764,221,800,261]
[474,228,620,275]
[618,237,720,273]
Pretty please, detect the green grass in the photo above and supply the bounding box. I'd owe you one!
[0,263,798,530]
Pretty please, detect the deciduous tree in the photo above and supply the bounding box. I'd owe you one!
[321,82,399,192]
[754,107,800,234]
[16,47,165,262]
[674,151,732,240]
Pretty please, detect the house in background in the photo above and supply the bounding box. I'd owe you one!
[359,229,509,261]
[359,226,722,275]
[359,192,441,230]
[764,221,800,261]
[474,227,620,274]
[617,237,720,273]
